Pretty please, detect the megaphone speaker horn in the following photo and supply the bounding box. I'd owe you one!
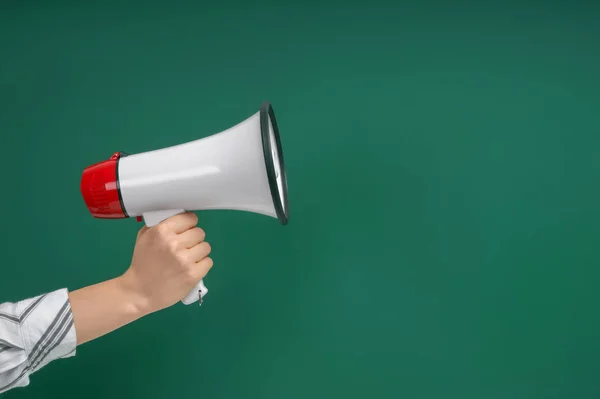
[80,102,289,305]
[259,102,289,226]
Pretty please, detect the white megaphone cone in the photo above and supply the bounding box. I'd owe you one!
[80,102,289,305]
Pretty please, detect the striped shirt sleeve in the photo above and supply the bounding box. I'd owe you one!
[0,288,77,394]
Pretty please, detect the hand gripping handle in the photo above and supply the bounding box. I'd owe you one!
[142,209,208,305]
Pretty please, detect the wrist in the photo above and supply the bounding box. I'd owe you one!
[114,272,153,317]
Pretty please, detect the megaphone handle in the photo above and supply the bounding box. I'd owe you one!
[142,209,208,306]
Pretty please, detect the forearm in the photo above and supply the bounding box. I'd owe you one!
[68,276,150,346]
[0,277,153,394]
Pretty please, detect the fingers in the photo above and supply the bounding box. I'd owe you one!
[189,256,214,281]
[177,227,206,249]
[185,241,211,263]
[160,212,198,234]
[183,242,213,281]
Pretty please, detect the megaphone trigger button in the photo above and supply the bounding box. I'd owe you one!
[136,216,143,222]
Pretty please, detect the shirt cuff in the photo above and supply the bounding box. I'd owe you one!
[18,288,77,372]
[0,288,77,393]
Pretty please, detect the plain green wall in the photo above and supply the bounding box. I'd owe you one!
[1,1,600,398]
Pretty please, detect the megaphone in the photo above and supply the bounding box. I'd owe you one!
[80,102,289,305]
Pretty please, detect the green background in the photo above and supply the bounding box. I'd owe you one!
[1,1,600,398]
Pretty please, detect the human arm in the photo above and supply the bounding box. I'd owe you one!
[0,212,212,393]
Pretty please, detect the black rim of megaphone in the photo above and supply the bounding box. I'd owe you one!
[260,102,289,225]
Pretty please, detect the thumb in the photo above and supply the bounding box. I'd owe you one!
[136,225,149,241]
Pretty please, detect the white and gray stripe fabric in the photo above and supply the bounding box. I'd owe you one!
[0,288,77,394]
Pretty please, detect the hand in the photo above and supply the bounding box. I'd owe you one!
[118,212,213,314]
